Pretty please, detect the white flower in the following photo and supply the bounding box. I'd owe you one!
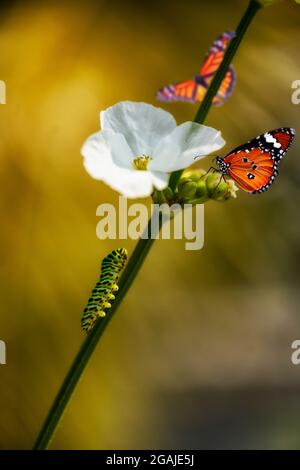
[81,101,225,198]
[226,179,239,199]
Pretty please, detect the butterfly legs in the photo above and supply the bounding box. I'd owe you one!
[210,173,228,198]
[197,166,218,181]
[198,167,227,196]
[192,160,228,196]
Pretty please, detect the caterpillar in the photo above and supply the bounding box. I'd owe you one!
[81,248,128,333]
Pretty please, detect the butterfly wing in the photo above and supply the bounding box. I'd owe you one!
[199,32,236,105]
[223,128,295,194]
[156,31,235,104]
[224,148,276,193]
[156,79,205,103]
[212,65,236,106]
[199,31,235,82]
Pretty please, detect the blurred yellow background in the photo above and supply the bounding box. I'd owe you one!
[1,0,300,449]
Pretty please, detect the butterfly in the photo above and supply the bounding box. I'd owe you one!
[157,31,236,105]
[213,128,296,194]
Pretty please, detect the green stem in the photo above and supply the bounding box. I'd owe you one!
[169,0,261,191]
[33,220,156,449]
[33,0,261,450]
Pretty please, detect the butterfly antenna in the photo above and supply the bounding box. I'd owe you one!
[193,154,220,161]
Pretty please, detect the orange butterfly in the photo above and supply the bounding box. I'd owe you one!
[157,32,236,105]
[214,128,295,194]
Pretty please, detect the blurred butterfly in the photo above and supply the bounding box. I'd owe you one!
[157,31,236,105]
[213,128,296,194]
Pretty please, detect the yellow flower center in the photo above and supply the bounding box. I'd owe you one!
[132,154,152,171]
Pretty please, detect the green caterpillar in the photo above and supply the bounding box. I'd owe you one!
[81,248,128,333]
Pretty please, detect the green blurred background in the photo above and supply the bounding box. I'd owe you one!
[1,0,300,450]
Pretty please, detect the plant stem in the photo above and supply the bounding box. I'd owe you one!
[33,219,156,449]
[33,0,261,450]
[169,0,262,191]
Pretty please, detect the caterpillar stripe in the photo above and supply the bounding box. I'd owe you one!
[81,248,128,333]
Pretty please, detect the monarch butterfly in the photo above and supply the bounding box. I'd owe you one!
[81,248,128,333]
[156,31,236,105]
[213,128,296,194]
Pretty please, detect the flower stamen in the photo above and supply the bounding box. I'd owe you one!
[132,154,152,171]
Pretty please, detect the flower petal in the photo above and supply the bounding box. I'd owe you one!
[151,122,225,172]
[81,130,117,180]
[150,171,170,191]
[81,131,159,198]
[108,169,154,199]
[100,101,177,156]
[102,130,134,169]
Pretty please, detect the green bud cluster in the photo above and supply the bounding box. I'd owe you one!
[153,169,238,206]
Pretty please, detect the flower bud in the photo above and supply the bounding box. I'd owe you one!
[177,177,192,191]
[180,181,197,200]
[152,190,165,204]
[182,169,206,182]
[205,174,239,201]
[211,180,229,201]
[195,178,208,198]
[174,169,238,205]
[163,186,174,201]
[205,173,222,197]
